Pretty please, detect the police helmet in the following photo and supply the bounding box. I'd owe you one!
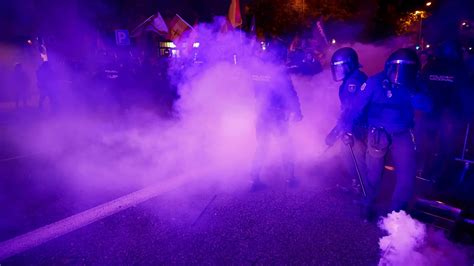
[331,47,360,81]
[385,48,420,86]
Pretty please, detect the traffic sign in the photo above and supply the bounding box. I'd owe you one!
[115,30,130,46]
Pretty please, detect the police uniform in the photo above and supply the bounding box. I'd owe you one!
[334,69,369,183]
[250,64,302,188]
[345,76,430,216]
[342,48,432,218]
[418,56,471,185]
[362,72,422,213]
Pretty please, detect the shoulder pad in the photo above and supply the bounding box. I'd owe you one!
[363,72,385,89]
[347,74,367,87]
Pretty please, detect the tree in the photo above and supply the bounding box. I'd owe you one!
[249,0,360,37]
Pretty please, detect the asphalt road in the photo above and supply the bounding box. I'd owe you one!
[3,183,382,265]
[1,107,472,265]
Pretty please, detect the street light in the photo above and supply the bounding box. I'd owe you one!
[426,2,432,7]
[413,10,428,49]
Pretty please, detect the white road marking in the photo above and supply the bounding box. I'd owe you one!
[0,175,189,261]
[0,152,43,163]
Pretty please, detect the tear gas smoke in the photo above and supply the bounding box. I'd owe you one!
[378,211,470,266]
[378,211,427,265]
[5,11,471,263]
[3,15,421,221]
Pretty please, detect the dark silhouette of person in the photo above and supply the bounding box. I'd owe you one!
[12,63,30,108]
[36,61,57,111]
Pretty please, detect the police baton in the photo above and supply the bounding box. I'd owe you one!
[346,139,367,197]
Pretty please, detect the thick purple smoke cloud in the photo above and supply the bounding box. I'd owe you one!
[2,9,474,263]
[3,17,420,203]
[378,211,470,266]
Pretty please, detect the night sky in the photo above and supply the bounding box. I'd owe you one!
[0,0,473,43]
[0,0,236,39]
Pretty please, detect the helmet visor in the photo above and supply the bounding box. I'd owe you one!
[386,60,418,85]
[331,60,350,81]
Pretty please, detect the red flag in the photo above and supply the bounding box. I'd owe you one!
[228,0,242,28]
[168,14,193,41]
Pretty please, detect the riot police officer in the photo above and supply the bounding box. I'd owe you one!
[345,48,431,220]
[418,40,471,186]
[325,47,368,192]
[249,39,303,191]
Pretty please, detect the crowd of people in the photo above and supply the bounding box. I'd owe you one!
[5,53,179,117]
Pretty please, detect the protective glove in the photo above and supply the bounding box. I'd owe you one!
[341,132,354,146]
[325,126,342,146]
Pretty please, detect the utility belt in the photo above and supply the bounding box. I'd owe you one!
[352,124,368,141]
[367,126,415,158]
